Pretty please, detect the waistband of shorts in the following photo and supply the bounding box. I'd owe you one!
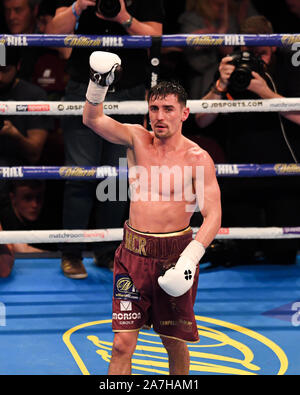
[123,221,193,259]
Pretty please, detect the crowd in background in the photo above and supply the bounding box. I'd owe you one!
[0,0,300,278]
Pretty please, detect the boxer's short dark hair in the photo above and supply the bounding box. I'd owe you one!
[148,80,188,106]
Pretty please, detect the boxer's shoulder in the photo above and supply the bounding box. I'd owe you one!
[184,139,211,165]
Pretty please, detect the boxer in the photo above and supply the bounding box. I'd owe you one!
[83,51,222,375]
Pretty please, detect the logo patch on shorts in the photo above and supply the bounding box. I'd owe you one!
[114,274,140,301]
[120,300,132,311]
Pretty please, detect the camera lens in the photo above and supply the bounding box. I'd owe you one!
[96,0,121,18]
[229,67,252,91]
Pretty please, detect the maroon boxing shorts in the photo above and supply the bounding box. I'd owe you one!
[112,221,200,343]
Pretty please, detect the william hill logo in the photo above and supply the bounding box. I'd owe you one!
[64,35,124,47]
[63,316,288,375]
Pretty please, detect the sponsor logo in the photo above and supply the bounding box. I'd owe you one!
[28,104,50,112]
[224,35,246,46]
[59,167,97,178]
[186,36,224,47]
[120,300,132,312]
[5,35,28,46]
[216,164,239,175]
[160,319,193,333]
[114,274,140,301]
[281,34,300,45]
[101,36,124,47]
[16,105,28,112]
[103,103,119,111]
[274,163,300,174]
[124,230,147,256]
[0,104,8,113]
[16,104,50,112]
[209,100,263,108]
[64,36,124,48]
[57,104,84,112]
[112,312,141,321]
[0,167,24,178]
[96,166,118,178]
[48,230,108,240]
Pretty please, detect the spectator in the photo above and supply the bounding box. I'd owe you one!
[0,1,8,32]
[285,0,300,18]
[159,0,187,85]
[196,15,300,266]
[0,47,51,208]
[0,180,53,278]
[178,0,258,98]
[32,0,70,99]
[3,1,67,226]
[3,0,44,82]
[46,0,165,279]
[0,226,14,278]
[3,0,70,94]
[252,0,300,33]
[31,0,68,213]
[3,0,39,34]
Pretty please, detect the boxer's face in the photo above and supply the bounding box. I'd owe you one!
[148,94,189,139]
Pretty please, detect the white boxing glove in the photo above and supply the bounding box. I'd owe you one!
[86,51,122,105]
[158,240,205,297]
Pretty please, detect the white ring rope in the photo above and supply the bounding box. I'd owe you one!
[1,98,300,115]
[0,227,299,244]
[1,33,299,248]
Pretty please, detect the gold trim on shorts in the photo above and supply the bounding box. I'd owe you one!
[158,332,200,344]
[112,326,144,334]
[126,221,192,238]
[113,327,200,343]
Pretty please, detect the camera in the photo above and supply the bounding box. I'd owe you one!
[96,0,121,18]
[228,50,265,92]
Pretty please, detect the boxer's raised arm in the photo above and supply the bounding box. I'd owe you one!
[82,51,134,147]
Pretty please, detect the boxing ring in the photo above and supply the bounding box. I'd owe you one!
[0,32,300,377]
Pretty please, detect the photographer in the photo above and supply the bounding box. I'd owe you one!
[0,47,51,212]
[46,0,164,278]
[196,17,300,132]
[195,15,300,266]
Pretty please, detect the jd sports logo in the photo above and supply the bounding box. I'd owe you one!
[184,270,192,281]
